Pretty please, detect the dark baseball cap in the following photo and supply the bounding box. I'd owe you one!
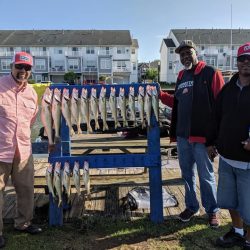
[175,40,197,54]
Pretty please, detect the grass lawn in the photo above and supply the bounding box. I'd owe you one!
[2,215,241,250]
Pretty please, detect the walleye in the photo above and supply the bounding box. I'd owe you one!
[83,161,91,197]
[99,87,109,131]
[71,88,81,134]
[145,85,152,127]
[138,86,145,129]
[128,86,137,126]
[73,161,81,196]
[62,88,74,136]
[41,87,53,145]
[62,161,71,200]
[46,163,56,199]
[90,88,100,130]
[151,86,159,123]
[51,88,61,143]
[119,87,128,127]
[53,162,63,207]
[80,88,92,133]
[109,87,120,129]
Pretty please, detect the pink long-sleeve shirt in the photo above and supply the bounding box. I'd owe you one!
[0,75,38,163]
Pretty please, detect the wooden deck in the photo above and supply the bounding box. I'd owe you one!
[3,134,230,223]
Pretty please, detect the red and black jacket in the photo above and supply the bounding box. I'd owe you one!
[159,61,224,143]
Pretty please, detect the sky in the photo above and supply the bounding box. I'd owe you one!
[0,0,249,62]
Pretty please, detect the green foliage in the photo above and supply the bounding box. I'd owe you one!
[64,71,77,83]
[28,79,36,84]
[145,68,158,81]
[99,75,106,81]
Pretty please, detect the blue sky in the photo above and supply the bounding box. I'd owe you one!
[0,0,249,62]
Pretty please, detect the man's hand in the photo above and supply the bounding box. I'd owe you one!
[207,146,218,161]
[242,138,250,151]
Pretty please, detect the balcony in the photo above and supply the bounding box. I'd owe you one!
[0,51,14,57]
[84,67,98,72]
[32,51,49,56]
[113,67,131,73]
[98,50,112,56]
[51,66,65,72]
[66,51,81,57]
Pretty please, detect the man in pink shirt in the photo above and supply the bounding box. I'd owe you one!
[0,52,42,248]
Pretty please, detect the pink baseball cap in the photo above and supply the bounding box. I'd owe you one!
[13,51,33,66]
[237,42,250,57]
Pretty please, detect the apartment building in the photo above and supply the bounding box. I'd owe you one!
[0,30,139,84]
[160,29,250,83]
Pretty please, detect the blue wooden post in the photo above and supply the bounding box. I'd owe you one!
[147,112,164,223]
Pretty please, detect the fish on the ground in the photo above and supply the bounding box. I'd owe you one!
[109,87,120,129]
[71,88,82,134]
[83,161,91,197]
[51,88,61,143]
[73,161,81,196]
[151,86,159,123]
[79,88,92,133]
[53,162,63,207]
[128,86,137,126]
[138,86,145,129]
[90,88,100,130]
[145,85,152,127]
[62,161,71,200]
[119,87,128,127]
[41,87,54,145]
[61,88,74,136]
[99,86,109,131]
[46,163,56,199]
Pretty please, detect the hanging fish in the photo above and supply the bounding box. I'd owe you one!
[109,87,120,129]
[90,88,100,130]
[51,88,61,143]
[53,162,63,207]
[119,87,128,127]
[145,85,152,127]
[73,161,81,196]
[83,161,91,197]
[99,86,109,131]
[46,163,56,199]
[128,86,137,126]
[138,86,145,129]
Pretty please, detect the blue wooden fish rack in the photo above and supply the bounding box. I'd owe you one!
[35,83,164,226]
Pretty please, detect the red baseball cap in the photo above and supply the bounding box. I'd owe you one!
[237,42,250,57]
[13,51,33,66]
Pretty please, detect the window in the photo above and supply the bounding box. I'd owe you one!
[72,47,78,51]
[117,61,126,69]
[219,46,224,53]
[205,57,216,67]
[169,48,174,54]
[86,60,97,68]
[131,48,135,54]
[233,57,237,68]
[86,47,95,54]
[201,46,205,51]
[133,63,136,71]
[1,59,12,70]
[68,59,79,70]
[100,58,111,69]
[36,75,42,82]
[117,47,125,54]
[168,62,173,70]
[54,48,63,54]
[35,59,46,70]
[21,47,30,53]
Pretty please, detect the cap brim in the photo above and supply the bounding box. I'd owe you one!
[237,52,250,58]
[14,60,33,66]
[175,45,194,54]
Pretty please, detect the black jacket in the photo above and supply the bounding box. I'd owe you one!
[169,61,224,143]
[208,73,250,162]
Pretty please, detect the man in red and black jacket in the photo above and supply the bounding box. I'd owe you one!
[159,40,224,227]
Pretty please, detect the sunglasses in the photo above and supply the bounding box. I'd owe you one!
[237,55,250,62]
[14,64,32,71]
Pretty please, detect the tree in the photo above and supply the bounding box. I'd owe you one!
[64,71,77,84]
[146,68,158,81]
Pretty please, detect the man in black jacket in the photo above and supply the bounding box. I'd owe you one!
[207,42,250,249]
[159,40,224,227]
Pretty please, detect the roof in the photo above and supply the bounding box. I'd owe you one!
[0,30,133,46]
[163,38,175,47]
[171,29,250,45]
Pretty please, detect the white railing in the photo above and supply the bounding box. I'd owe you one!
[66,51,81,57]
[31,51,49,56]
[84,67,98,72]
[113,67,131,72]
[0,51,15,56]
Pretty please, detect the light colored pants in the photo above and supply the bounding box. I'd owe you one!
[0,155,34,235]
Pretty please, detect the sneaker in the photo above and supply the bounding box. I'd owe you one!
[0,236,5,248]
[15,224,42,235]
[208,213,220,228]
[243,241,250,250]
[216,227,245,248]
[178,208,200,222]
